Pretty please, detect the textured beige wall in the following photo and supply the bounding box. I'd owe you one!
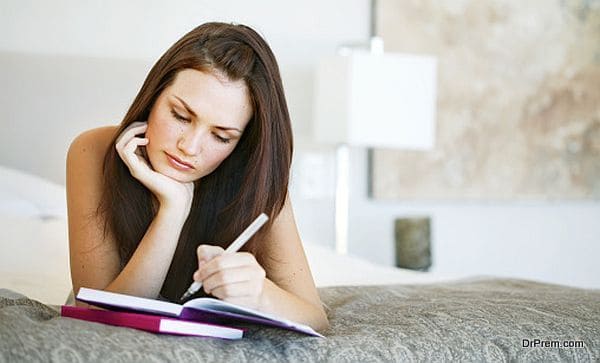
[372,0,600,199]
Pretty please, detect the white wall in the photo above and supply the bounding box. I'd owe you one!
[0,0,370,141]
[1,0,599,290]
[290,146,600,289]
[345,149,600,289]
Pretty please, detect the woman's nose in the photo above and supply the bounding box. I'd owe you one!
[177,129,205,156]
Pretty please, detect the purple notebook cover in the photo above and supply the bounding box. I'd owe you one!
[61,305,244,339]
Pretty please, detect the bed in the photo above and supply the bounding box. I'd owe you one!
[1,165,599,362]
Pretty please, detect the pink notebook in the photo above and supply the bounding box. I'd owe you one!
[61,305,243,340]
[75,287,323,337]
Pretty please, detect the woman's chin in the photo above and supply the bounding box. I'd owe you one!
[156,167,198,184]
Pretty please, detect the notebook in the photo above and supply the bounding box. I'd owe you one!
[61,305,243,339]
[75,287,323,337]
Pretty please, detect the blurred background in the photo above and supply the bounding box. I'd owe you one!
[1,0,599,289]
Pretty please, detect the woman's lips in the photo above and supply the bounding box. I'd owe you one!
[165,152,195,171]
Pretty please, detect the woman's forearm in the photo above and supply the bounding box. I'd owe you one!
[103,206,188,298]
[259,279,330,332]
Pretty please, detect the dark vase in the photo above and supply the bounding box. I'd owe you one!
[394,217,432,271]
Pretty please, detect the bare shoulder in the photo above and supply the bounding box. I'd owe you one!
[66,125,119,215]
[68,126,118,165]
[67,126,117,222]
[67,126,117,212]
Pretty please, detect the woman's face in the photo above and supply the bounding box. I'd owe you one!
[145,68,253,183]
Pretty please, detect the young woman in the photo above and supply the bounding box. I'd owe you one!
[66,22,329,331]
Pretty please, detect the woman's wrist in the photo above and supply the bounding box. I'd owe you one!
[157,202,191,226]
[257,278,276,312]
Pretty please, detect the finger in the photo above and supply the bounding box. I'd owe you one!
[118,137,149,170]
[117,141,152,181]
[196,252,257,281]
[121,121,148,137]
[116,127,147,152]
[209,280,258,299]
[116,124,146,149]
[200,266,261,293]
[123,136,148,156]
[116,132,145,154]
[133,139,149,157]
[196,245,225,264]
[115,122,148,149]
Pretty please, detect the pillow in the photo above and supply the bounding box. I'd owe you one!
[0,165,66,219]
[0,213,71,305]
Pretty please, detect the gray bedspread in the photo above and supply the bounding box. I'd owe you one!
[1,278,598,362]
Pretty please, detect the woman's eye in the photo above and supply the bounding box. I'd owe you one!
[214,134,231,144]
[170,109,190,123]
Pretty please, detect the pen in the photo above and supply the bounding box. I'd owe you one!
[179,213,269,301]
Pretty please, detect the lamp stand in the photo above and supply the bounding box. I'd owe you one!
[334,143,350,255]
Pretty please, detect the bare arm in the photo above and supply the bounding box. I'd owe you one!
[195,196,329,331]
[257,196,329,331]
[67,125,191,301]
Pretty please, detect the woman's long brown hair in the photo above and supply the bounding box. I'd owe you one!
[98,22,293,301]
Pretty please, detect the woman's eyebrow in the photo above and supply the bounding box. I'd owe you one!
[215,126,242,133]
[173,95,198,118]
[172,95,242,133]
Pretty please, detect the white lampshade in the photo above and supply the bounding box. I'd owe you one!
[314,50,437,150]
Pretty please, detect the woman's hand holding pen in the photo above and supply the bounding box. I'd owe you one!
[194,245,266,309]
[116,121,194,214]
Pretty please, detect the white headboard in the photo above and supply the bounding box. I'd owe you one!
[0,51,152,185]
